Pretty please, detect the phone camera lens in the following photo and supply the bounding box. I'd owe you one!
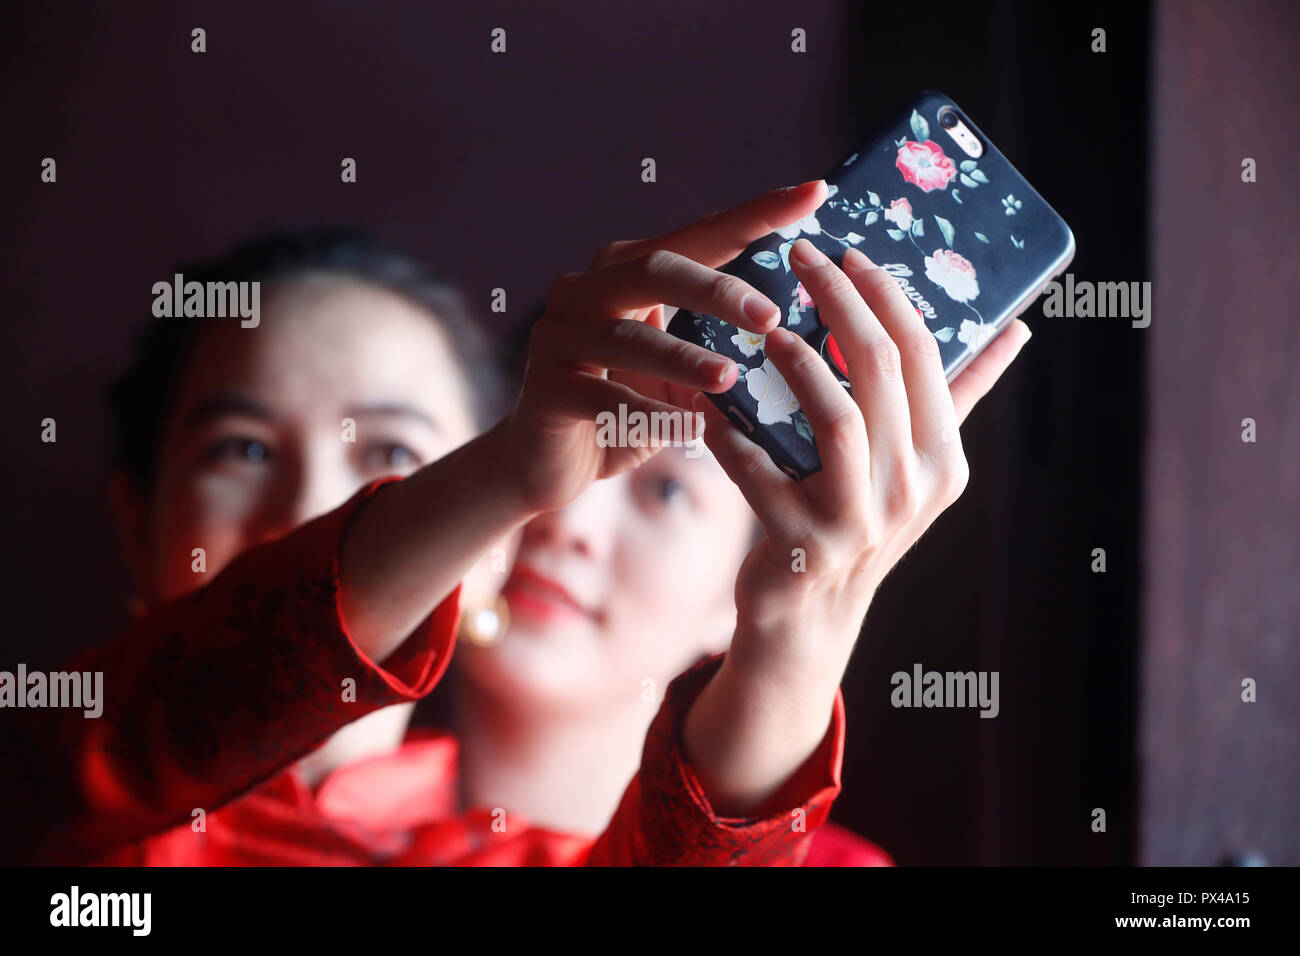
[940,110,959,129]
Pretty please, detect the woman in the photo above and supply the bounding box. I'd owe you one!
[2,180,1029,864]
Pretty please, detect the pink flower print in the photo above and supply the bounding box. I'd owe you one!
[923,248,980,303]
[884,197,914,231]
[796,282,815,309]
[896,140,958,193]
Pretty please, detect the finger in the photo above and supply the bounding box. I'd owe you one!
[840,247,954,453]
[690,393,804,535]
[545,373,706,443]
[787,238,912,468]
[548,249,782,334]
[590,180,829,270]
[950,319,1032,424]
[760,327,869,514]
[549,318,738,393]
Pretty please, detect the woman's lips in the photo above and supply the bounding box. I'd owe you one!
[501,565,592,623]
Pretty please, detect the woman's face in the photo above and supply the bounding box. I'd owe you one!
[120,272,760,719]
[121,275,481,602]
[456,439,758,714]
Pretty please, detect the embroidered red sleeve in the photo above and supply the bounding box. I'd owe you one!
[0,475,461,865]
[582,653,845,866]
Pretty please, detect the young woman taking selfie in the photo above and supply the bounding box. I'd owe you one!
[0,179,1029,865]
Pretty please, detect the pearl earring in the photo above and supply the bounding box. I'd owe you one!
[457,594,511,647]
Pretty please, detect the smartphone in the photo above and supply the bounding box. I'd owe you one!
[667,90,1075,479]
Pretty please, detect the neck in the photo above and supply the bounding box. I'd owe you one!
[294,703,414,790]
[453,676,652,836]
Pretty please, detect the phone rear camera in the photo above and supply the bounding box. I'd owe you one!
[940,110,959,129]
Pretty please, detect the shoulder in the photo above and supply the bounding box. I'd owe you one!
[803,822,895,867]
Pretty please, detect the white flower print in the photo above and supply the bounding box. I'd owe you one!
[730,328,766,357]
[956,319,997,350]
[745,358,800,425]
[774,213,822,240]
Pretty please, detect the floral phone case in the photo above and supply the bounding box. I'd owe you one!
[667,90,1075,479]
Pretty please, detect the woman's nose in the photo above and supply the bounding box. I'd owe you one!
[251,445,352,545]
[523,479,619,561]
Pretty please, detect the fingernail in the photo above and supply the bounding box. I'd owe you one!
[701,354,734,384]
[780,179,825,199]
[843,247,876,271]
[741,292,780,329]
[790,238,823,268]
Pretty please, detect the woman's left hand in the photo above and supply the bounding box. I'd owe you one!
[682,236,1032,815]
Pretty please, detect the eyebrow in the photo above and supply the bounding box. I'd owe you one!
[342,402,440,432]
[179,394,439,432]
[180,392,276,431]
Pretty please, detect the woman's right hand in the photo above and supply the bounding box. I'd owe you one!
[501,179,830,514]
[338,180,829,659]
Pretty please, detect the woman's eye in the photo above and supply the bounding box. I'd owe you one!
[364,442,422,472]
[202,437,271,464]
[642,474,692,510]
[658,477,686,503]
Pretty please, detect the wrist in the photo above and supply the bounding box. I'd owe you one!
[471,416,546,523]
[721,616,849,707]
[683,654,838,817]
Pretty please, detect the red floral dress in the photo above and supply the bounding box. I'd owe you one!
[0,477,892,867]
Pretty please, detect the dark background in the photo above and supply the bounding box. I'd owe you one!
[1,0,1295,865]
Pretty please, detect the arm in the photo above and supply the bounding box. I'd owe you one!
[676,241,1032,821]
[583,653,846,866]
[0,475,459,865]
[584,243,1028,866]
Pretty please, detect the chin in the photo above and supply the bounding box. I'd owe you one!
[456,626,600,712]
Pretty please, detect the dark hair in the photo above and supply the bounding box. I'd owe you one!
[107,227,506,494]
